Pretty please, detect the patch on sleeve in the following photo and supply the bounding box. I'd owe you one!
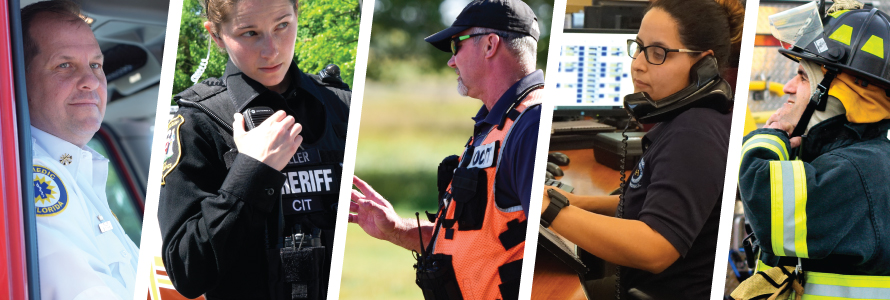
[33,165,69,216]
[161,115,185,185]
[628,157,645,189]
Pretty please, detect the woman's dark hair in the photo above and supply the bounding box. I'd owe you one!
[647,0,745,70]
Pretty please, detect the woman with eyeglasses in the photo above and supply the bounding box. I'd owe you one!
[541,0,743,299]
[157,0,351,299]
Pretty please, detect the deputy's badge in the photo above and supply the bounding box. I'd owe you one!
[33,165,68,216]
[161,115,184,185]
[59,153,72,166]
[629,158,645,189]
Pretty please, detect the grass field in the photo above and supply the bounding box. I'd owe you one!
[339,221,422,299]
[340,78,480,299]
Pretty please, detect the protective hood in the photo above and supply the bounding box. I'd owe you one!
[623,55,733,124]
[800,60,846,134]
[829,71,890,123]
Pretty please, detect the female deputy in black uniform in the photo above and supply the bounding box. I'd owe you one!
[541,0,742,299]
[157,0,350,299]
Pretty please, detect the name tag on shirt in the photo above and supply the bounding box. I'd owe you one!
[97,215,113,233]
[288,149,322,166]
[466,141,499,169]
[99,221,113,233]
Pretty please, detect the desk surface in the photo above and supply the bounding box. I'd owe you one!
[531,149,621,300]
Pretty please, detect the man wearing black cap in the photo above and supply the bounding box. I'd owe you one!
[349,1,543,299]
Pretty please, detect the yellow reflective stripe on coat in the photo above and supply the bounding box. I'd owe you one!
[769,160,808,258]
[802,272,890,300]
[742,134,789,160]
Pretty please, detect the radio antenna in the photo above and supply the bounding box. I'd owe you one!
[416,212,426,258]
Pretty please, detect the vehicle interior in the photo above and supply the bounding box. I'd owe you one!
[20,0,170,246]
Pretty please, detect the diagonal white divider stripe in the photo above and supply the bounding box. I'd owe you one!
[327,0,376,299]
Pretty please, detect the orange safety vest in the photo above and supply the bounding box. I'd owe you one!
[431,86,543,300]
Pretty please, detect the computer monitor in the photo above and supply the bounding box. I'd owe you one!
[553,32,637,119]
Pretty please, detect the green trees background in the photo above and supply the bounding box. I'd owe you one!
[367,0,552,81]
[173,0,361,96]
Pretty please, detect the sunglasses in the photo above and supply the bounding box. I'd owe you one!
[450,33,502,56]
[626,39,704,65]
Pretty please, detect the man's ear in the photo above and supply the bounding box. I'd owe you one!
[483,34,501,59]
[204,21,225,49]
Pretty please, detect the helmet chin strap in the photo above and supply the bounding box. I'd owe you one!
[791,66,839,137]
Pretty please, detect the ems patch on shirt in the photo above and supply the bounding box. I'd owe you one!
[162,115,184,185]
[33,165,69,216]
[629,157,645,189]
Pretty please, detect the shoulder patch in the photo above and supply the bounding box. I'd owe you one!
[33,165,69,216]
[628,157,645,189]
[162,115,185,185]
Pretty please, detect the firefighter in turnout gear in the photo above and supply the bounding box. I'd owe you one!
[348,1,543,299]
[736,1,890,298]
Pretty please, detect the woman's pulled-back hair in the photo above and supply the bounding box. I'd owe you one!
[647,0,745,70]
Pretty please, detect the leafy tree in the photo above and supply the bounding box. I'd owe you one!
[173,0,227,97]
[173,0,360,97]
[296,0,361,88]
[367,0,552,81]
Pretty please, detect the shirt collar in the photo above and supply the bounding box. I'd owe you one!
[222,59,304,112]
[473,70,545,126]
[30,126,106,176]
[641,121,668,151]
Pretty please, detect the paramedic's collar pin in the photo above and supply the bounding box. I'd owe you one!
[59,153,72,166]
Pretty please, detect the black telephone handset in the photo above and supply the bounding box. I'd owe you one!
[623,55,733,124]
[242,106,276,130]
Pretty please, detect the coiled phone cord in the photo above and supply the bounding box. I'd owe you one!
[615,115,632,299]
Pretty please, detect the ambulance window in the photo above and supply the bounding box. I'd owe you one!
[87,138,142,246]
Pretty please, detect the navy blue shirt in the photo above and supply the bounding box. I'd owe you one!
[621,107,730,300]
[470,70,543,216]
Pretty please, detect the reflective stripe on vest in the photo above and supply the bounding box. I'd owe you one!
[802,272,890,300]
[769,160,809,258]
[432,87,542,300]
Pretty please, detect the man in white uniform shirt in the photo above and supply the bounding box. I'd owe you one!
[22,1,139,299]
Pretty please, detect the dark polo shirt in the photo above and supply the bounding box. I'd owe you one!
[620,107,731,300]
